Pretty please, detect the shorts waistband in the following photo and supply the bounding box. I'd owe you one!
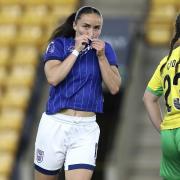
[43,112,96,124]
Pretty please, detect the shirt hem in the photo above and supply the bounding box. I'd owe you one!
[45,107,103,115]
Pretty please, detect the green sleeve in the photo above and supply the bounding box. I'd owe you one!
[146,86,163,97]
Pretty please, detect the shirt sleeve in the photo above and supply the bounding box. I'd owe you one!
[43,38,64,63]
[105,42,118,66]
[146,63,163,97]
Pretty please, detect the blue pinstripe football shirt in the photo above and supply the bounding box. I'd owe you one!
[43,37,118,114]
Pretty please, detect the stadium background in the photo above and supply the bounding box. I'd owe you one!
[0,0,179,180]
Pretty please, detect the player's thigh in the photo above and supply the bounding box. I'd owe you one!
[65,169,93,180]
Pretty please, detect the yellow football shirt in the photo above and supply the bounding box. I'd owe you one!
[147,46,180,130]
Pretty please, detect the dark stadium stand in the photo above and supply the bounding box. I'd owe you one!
[0,1,79,180]
[144,0,180,45]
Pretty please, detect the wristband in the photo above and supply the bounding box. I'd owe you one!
[72,49,79,57]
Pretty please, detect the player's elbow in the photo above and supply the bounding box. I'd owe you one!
[111,79,121,95]
[110,85,120,95]
[47,77,59,86]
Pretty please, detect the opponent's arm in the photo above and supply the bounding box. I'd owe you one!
[143,90,162,132]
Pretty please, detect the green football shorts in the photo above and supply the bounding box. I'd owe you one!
[160,128,180,180]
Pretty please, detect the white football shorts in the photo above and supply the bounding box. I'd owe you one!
[34,112,100,175]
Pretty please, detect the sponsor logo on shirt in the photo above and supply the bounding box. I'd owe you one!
[67,41,92,57]
[80,44,92,56]
[174,98,180,110]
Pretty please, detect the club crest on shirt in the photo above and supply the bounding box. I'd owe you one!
[36,148,44,163]
[46,41,55,54]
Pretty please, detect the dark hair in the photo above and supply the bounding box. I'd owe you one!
[49,6,102,41]
[160,13,180,74]
[49,13,76,41]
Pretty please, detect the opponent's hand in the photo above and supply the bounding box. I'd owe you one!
[91,39,105,57]
[74,35,90,52]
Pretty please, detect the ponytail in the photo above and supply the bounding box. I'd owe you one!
[160,13,180,74]
[167,14,180,60]
[49,13,76,41]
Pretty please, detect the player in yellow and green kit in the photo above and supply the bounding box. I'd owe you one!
[143,13,180,180]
